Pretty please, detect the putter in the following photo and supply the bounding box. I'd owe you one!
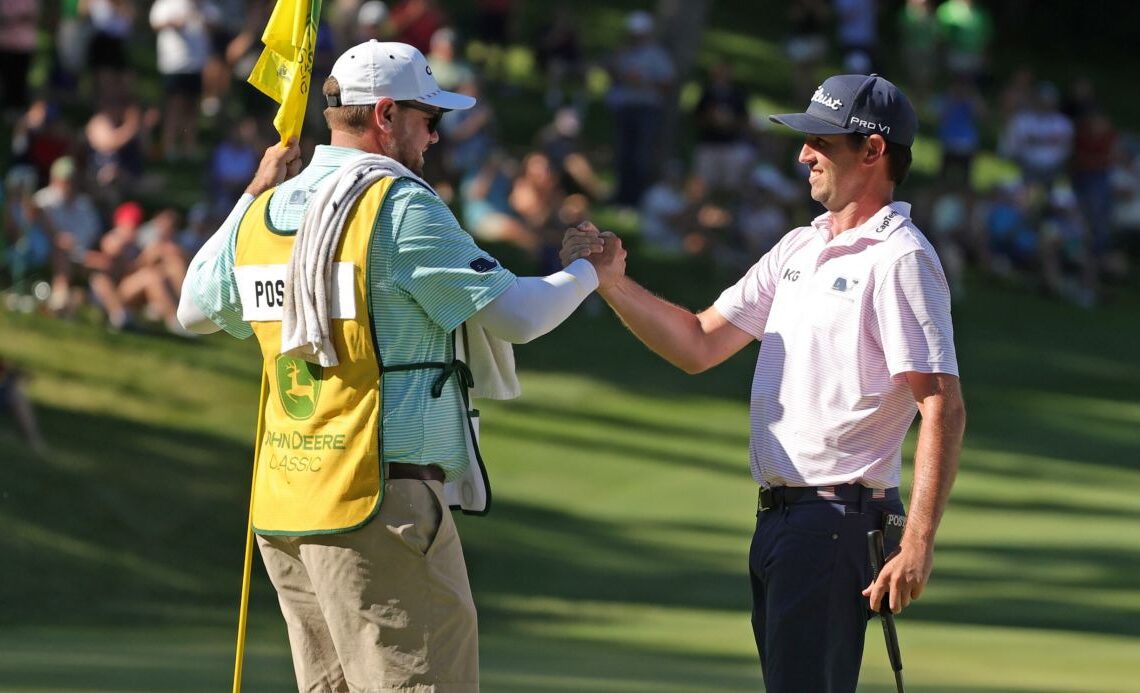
[867,529,905,693]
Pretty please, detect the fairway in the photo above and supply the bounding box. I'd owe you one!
[1,276,1139,692]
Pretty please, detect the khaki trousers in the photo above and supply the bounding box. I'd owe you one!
[257,479,479,693]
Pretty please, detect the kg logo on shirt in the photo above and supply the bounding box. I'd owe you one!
[469,257,498,273]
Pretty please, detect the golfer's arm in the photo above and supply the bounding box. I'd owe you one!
[902,372,966,555]
[599,276,753,374]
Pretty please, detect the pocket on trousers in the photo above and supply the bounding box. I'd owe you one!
[782,501,846,538]
[383,480,444,557]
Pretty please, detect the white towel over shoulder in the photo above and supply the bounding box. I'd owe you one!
[279,154,520,404]
[280,154,431,367]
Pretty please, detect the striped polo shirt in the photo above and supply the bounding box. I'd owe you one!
[713,202,958,489]
[187,145,515,479]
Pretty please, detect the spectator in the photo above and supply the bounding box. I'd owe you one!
[735,164,800,259]
[833,0,878,73]
[692,61,753,195]
[784,0,830,103]
[388,0,446,55]
[178,201,213,256]
[86,0,135,99]
[536,107,607,201]
[1038,187,1097,305]
[87,203,188,334]
[1001,81,1073,194]
[353,0,390,43]
[534,5,586,111]
[509,150,565,251]
[459,152,538,254]
[1069,103,1118,261]
[999,67,1035,126]
[639,159,690,255]
[605,11,676,207]
[437,76,495,182]
[983,180,1038,279]
[136,208,189,297]
[897,0,940,106]
[150,0,221,161]
[936,0,992,82]
[85,91,158,196]
[86,200,146,329]
[33,157,104,314]
[936,75,987,187]
[223,0,275,118]
[51,0,89,97]
[0,0,38,119]
[426,27,474,92]
[3,166,53,291]
[924,180,975,299]
[0,358,47,458]
[208,116,262,219]
[10,99,76,188]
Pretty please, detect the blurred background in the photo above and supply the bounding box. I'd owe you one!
[1,1,1138,691]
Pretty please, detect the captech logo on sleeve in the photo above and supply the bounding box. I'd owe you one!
[811,87,843,111]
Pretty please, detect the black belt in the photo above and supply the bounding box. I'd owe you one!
[757,485,898,512]
[388,462,445,482]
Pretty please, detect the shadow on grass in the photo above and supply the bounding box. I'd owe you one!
[0,403,268,628]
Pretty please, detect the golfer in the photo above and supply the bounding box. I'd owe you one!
[178,41,611,692]
[566,74,966,692]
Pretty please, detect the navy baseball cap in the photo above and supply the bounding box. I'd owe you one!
[769,74,917,146]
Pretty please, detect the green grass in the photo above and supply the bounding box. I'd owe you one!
[1,271,1139,692]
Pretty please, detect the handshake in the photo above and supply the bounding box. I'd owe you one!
[559,222,627,292]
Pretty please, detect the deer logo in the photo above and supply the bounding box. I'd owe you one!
[275,355,323,420]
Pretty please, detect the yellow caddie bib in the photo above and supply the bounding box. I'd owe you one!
[234,176,397,535]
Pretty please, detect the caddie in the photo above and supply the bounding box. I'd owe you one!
[177,40,614,692]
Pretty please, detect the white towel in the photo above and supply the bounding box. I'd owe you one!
[281,154,432,367]
[280,153,520,404]
[463,323,521,400]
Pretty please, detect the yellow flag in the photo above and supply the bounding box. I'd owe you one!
[247,0,323,143]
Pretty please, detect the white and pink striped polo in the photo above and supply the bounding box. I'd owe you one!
[713,202,958,489]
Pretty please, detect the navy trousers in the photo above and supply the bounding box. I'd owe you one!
[749,491,905,692]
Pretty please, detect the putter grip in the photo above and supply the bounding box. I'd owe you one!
[867,530,905,674]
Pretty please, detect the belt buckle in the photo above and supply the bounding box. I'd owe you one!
[757,487,775,512]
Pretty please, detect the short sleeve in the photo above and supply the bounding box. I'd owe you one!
[388,185,516,333]
[712,247,781,339]
[874,249,959,380]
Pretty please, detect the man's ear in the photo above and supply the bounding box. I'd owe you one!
[865,134,886,165]
[375,98,396,132]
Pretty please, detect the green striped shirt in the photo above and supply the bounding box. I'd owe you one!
[188,145,516,478]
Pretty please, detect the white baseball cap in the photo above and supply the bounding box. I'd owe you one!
[327,40,475,111]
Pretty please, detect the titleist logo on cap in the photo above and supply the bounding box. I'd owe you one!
[811,87,843,111]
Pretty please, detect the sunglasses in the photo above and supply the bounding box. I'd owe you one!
[396,100,445,134]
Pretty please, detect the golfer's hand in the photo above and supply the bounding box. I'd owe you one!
[559,223,604,266]
[863,542,933,614]
[578,222,626,291]
[246,139,302,196]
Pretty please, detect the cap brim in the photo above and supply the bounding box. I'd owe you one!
[768,113,852,136]
[417,90,476,111]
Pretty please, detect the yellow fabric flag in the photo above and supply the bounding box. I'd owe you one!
[247,0,323,143]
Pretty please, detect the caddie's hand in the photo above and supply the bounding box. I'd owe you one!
[245,138,302,196]
[559,223,603,267]
[862,542,934,614]
[577,221,626,291]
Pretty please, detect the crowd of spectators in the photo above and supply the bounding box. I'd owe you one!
[1,0,1138,347]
